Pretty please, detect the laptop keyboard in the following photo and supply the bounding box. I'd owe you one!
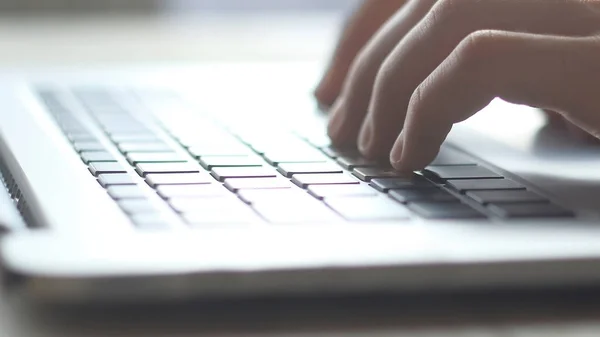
[36,89,575,229]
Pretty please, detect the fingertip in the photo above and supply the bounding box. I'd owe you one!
[327,99,348,145]
[390,132,407,171]
[390,132,442,173]
[358,119,374,156]
[314,70,338,107]
[391,160,413,176]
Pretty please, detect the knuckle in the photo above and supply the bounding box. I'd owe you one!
[373,56,399,97]
[457,30,504,64]
[408,83,427,112]
[428,0,471,26]
[343,49,380,102]
[407,79,435,121]
[348,49,376,82]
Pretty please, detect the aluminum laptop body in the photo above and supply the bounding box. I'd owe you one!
[1,63,600,303]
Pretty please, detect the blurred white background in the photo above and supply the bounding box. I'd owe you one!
[0,0,356,12]
[0,0,347,66]
[167,0,354,11]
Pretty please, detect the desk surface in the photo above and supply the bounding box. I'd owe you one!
[1,13,600,337]
[3,288,600,337]
[0,13,339,65]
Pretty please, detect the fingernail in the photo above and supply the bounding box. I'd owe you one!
[358,119,374,154]
[390,132,406,170]
[314,69,336,105]
[327,99,346,141]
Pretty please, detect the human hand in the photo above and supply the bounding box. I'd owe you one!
[315,0,600,172]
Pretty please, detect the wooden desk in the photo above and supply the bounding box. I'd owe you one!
[1,13,599,337]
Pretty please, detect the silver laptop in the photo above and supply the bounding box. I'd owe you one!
[1,63,600,303]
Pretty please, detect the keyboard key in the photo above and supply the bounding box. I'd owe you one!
[430,148,477,166]
[324,197,410,221]
[96,115,140,126]
[244,135,309,154]
[237,189,308,205]
[409,202,485,219]
[424,166,502,180]
[307,184,379,200]
[110,134,163,143]
[172,198,261,224]
[176,131,237,148]
[250,135,323,152]
[67,132,96,142]
[157,184,228,199]
[81,151,117,164]
[96,114,142,123]
[321,146,358,159]
[292,174,359,188]
[389,189,459,203]
[211,167,277,182]
[107,185,147,199]
[118,142,173,154]
[135,163,200,177]
[447,179,525,192]
[101,118,149,127]
[75,89,118,103]
[89,162,128,176]
[251,195,340,223]
[353,168,407,182]
[59,121,86,132]
[224,178,292,192]
[126,152,187,165]
[73,141,105,152]
[370,176,435,192]
[488,203,574,218]
[170,197,248,213]
[97,173,137,187]
[200,156,264,170]
[300,133,332,148]
[118,199,159,214]
[467,190,548,204]
[263,150,329,166]
[336,157,380,170]
[188,143,253,157]
[103,124,152,134]
[108,130,156,138]
[277,162,343,178]
[145,173,213,187]
[130,214,171,230]
[183,211,259,225]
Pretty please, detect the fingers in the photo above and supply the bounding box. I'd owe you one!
[361,0,600,159]
[327,0,437,146]
[392,31,600,172]
[314,0,408,107]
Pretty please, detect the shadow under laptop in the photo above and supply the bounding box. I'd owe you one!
[7,287,600,336]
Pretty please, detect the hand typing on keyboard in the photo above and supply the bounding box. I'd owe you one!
[315,0,600,173]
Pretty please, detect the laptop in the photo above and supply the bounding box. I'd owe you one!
[1,63,600,303]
